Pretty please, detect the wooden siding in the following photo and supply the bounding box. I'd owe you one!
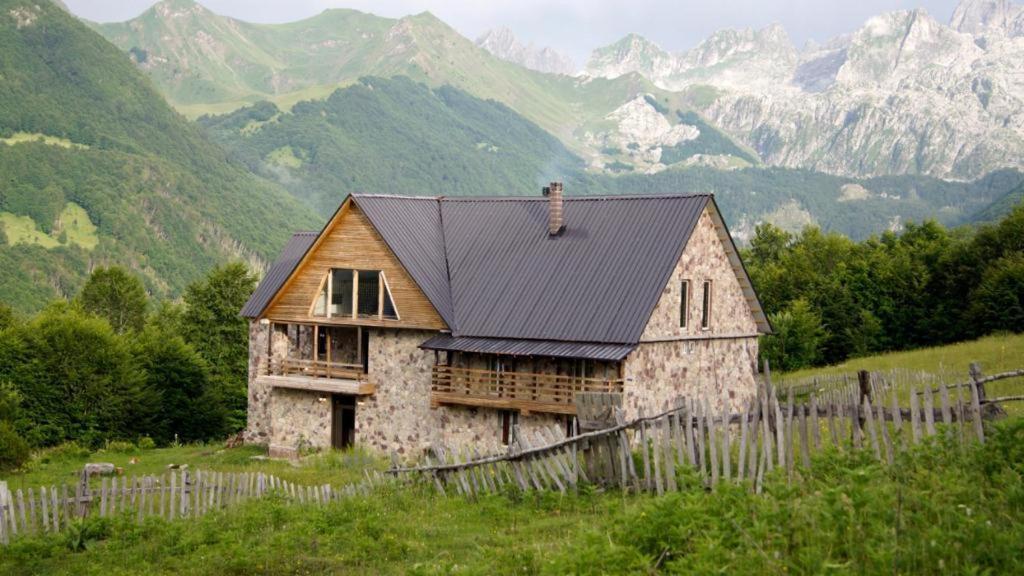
[263,200,447,330]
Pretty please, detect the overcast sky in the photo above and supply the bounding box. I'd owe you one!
[64,0,962,66]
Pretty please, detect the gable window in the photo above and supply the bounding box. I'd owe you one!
[312,269,398,320]
[701,280,712,330]
[680,280,690,328]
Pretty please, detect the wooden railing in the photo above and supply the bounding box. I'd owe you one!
[264,357,366,381]
[430,365,625,415]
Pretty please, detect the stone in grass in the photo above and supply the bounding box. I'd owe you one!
[83,463,116,476]
[249,455,269,461]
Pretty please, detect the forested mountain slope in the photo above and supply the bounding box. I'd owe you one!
[201,77,1024,241]
[0,0,318,312]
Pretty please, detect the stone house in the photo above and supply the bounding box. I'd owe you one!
[241,184,770,458]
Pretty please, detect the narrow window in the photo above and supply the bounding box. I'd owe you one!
[331,269,354,317]
[357,270,379,318]
[501,410,519,445]
[701,280,712,329]
[680,280,690,328]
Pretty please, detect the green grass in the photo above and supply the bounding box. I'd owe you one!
[0,132,87,149]
[778,333,1024,416]
[2,443,386,492]
[2,419,1023,575]
[0,203,98,251]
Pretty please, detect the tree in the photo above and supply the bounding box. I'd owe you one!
[0,303,14,331]
[181,263,257,432]
[760,299,827,372]
[967,254,1024,336]
[0,380,29,472]
[133,325,227,445]
[78,266,148,334]
[0,303,157,447]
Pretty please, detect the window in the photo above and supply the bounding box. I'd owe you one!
[701,280,712,329]
[501,410,519,446]
[331,269,354,317]
[680,280,690,328]
[312,269,399,320]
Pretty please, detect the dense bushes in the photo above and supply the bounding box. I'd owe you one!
[0,263,254,460]
[749,202,1024,369]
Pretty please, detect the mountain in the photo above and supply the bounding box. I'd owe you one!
[91,0,754,175]
[950,0,1024,35]
[0,0,317,312]
[198,76,1023,242]
[476,28,575,75]
[585,1,1024,180]
[199,76,584,214]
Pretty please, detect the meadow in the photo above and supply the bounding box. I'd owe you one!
[0,420,1021,575]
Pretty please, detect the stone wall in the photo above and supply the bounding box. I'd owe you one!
[623,337,759,417]
[268,387,332,457]
[245,320,271,444]
[641,206,759,340]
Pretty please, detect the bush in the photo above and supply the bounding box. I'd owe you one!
[137,436,156,450]
[104,440,137,454]
[0,421,30,471]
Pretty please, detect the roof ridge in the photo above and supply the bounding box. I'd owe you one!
[351,192,713,203]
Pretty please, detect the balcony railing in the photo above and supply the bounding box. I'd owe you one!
[430,365,625,415]
[263,357,367,382]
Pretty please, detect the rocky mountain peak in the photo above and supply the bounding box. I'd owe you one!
[476,27,576,75]
[950,0,1024,36]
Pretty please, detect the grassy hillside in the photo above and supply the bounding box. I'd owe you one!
[199,76,584,213]
[0,0,318,312]
[91,1,703,167]
[199,76,1024,241]
[2,419,1023,574]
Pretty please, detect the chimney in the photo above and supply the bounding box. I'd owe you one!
[545,181,564,236]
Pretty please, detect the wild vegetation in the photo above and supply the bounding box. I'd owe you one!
[0,417,1021,575]
[749,201,1024,370]
[0,264,255,471]
[0,0,317,313]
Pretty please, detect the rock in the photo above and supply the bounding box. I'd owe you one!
[83,463,115,476]
[249,455,269,461]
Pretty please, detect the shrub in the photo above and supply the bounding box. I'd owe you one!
[0,420,30,471]
[104,440,137,454]
[137,436,156,450]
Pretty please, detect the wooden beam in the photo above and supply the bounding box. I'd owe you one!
[259,375,374,396]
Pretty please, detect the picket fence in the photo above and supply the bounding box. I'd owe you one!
[387,362,1022,499]
[1,362,1019,545]
[0,468,392,545]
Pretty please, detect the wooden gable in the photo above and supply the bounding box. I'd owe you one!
[262,199,447,330]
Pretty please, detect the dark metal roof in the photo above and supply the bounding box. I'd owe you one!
[240,231,318,318]
[352,195,454,327]
[439,194,709,344]
[420,334,636,361]
[244,193,759,348]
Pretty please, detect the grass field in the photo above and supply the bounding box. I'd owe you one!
[2,420,1023,575]
[778,333,1024,415]
[2,443,385,492]
[0,203,98,251]
[0,132,88,149]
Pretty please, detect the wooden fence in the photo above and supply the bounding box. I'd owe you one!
[388,362,1022,499]
[0,469,391,546]
[2,362,1019,545]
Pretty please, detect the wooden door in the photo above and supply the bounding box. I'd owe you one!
[331,395,356,449]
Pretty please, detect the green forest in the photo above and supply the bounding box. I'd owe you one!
[200,76,1024,241]
[0,0,317,313]
[0,263,254,471]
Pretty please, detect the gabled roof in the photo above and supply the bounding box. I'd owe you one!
[240,231,317,318]
[242,193,770,347]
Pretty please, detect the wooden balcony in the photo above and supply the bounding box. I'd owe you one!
[258,357,375,396]
[430,365,625,415]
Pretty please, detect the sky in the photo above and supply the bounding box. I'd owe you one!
[64,0,962,66]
